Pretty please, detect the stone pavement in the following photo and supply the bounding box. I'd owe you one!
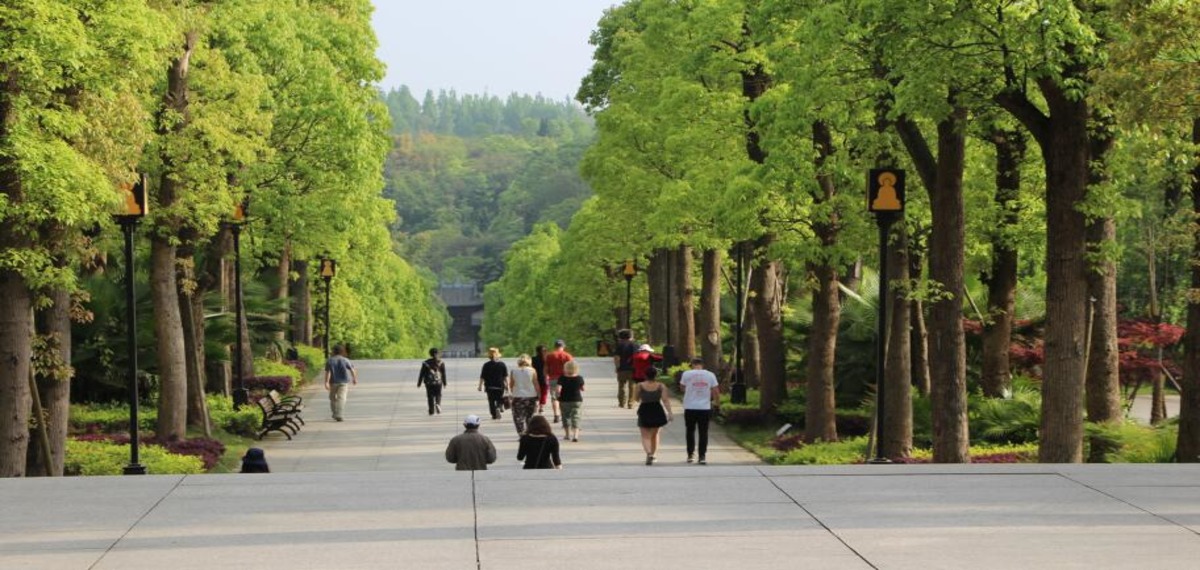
[3,358,1200,569]
[261,357,759,471]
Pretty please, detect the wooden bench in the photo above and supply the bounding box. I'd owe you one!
[256,396,301,440]
[269,390,305,426]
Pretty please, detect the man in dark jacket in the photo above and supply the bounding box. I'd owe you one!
[445,415,496,471]
[419,347,447,415]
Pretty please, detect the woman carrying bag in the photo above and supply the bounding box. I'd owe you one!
[508,354,541,435]
[517,415,562,469]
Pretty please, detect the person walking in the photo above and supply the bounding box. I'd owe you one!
[478,347,509,420]
[324,344,358,421]
[633,366,673,465]
[516,415,562,469]
[613,329,638,409]
[508,354,541,435]
[418,347,447,415]
[445,415,497,471]
[679,357,720,464]
[555,360,586,441]
[532,344,548,414]
[631,344,663,384]
[543,339,573,423]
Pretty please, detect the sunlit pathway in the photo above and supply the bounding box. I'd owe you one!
[260,357,760,472]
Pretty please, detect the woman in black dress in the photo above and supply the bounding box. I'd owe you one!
[516,415,562,469]
[633,366,673,465]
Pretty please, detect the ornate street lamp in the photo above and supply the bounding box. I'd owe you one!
[623,259,636,330]
[231,198,249,409]
[115,175,148,475]
[320,256,337,359]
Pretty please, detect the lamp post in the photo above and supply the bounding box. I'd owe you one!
[623,259,636,330]
[867,168,905,464]
[231,199,249,409]
[320,256,337,359]
[116,176,147,475]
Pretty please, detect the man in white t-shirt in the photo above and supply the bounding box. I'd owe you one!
[679,357,720,464]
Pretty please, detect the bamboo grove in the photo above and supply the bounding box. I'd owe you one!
[0,1,447,477]
[481,0,1200,463]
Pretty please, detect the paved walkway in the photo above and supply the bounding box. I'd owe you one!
[3,358,1200,569]
[262,357,758,471]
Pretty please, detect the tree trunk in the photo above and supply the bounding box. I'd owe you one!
[201,229,231,395]
[0,271,31,477]
[1085,122,1121,438]
[998,79,1092,463]
[806,259,839,442]
[752,235,787,413]
[177,238,211,436]
[743,310,761,390]
[28,288,71,476]
[909,236,931,397]
[274,244,290,342]
[674,245,696,361]
[290,259,313,345]
[699,249,723,373]
[895,103,970,463]
[981,130,1024,398]
[882,223,913,458]
[1179,117,1200,462]
[151,31,197,443]
[151,238,188,441]
[805,120,840,443]
[1151,370,1167,425]
[648,248,669,345]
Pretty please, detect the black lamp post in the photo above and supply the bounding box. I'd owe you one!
[623,259,636,330]
[320,256,337,359]
[867,168,905,464]
[231,199,249,409]
[116,176,147,475]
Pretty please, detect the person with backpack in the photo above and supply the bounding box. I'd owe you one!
[418,347,447,415]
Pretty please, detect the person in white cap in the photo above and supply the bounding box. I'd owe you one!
[631,344,662,384]
[445,414,497,471]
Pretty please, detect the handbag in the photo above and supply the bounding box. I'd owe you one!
[502,392,512,410]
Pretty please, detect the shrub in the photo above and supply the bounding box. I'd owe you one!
[1085,421,1178,463]
[245,375,293,394]
[294,344,325,379]
[74,434,225,471]
[773,437,870,465]
[65,438,205,476]
[970,378,1041,444]
[254,358,301,384]
[720,407,769,427]
[903,443,1038,464]
[70,402,157,434]
[207,394,261,437]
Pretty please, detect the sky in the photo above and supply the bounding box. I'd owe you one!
[371,1,620,101]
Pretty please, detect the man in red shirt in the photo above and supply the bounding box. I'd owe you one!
[631,344,663,383]
[543,339,573,423]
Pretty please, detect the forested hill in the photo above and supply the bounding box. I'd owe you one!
[381,86,595,285]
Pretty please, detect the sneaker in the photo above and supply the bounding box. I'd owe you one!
[553,415,560,423]
[435,404,441,414]
[334,417,343,422]
[698,457,707,465]
[687,454,694,464]
[572,437,579,442]
[645,455,653,466]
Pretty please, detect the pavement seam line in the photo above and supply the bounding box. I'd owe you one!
[758,467,880,570]
[473,471,482,570]
[88,475,187,570]
[1056,472,1200,537]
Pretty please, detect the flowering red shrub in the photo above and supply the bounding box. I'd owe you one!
[246,376,293,393]
[888,451,1033,464]
[283,359,307,375]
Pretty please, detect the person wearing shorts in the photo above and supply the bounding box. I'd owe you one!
[556,360,585,442]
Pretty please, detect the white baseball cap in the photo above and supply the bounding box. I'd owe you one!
[638,344,653,352]
[463,414,482,427]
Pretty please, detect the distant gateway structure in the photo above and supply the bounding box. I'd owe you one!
[438,281,483,358]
